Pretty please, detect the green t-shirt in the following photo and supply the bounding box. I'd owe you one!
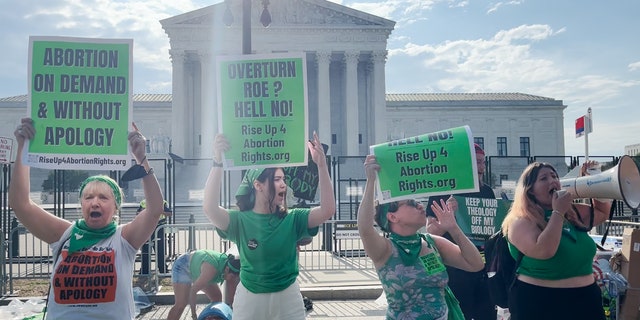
[189,250,228,284]
[216,208,319,293]
[509,210,596,280]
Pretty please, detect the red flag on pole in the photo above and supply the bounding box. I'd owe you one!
[576,116,585,138]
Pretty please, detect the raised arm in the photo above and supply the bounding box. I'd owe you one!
[429,199,484,272]
[357,155,391,266]
[203,134,231,231]
[122,123,164,249]
[307,131,336,228]
[8,118,71,244]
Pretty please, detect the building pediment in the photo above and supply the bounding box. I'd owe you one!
[160,0,395,29]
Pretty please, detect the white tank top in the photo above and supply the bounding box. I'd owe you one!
[46,225,137,319]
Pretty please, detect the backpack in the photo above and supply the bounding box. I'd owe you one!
[484,230,522,308]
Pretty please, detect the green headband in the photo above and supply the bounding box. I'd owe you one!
[79,175,123,208]
[226,256,241,274]
[235,168,266,197]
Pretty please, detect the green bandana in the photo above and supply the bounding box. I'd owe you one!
[235,168,266,207]
[68,220,117,254]
[79,175,123,208]
[390,232,423,265]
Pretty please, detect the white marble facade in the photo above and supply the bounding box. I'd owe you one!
[0,0,572,162]
[160,0,395,158]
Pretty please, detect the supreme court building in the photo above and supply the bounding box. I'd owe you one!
[1,0,567,162]
[159,0,565,159]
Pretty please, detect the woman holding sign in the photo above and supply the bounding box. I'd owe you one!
[426,143,497,320]
[501,162,611,320]
[9,118,165,320]
[203,131,335,320]
[358,154,484,320]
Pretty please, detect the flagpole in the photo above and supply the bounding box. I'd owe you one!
[584,107,591,163]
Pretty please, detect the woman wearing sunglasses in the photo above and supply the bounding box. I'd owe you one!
[358,155,484,320]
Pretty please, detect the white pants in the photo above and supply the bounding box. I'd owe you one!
[232,281,306,320]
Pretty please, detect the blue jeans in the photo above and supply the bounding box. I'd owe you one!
[171,252,192,284]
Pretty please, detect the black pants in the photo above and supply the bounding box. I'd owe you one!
[509,280,605,320]
[447,267,496,320]
[141,227,166,274]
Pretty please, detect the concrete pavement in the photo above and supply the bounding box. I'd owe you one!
[139,258,387,319]
[2,252,387,319]
[137,299,387,319]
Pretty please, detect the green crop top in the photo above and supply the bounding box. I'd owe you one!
[508,210,596,280]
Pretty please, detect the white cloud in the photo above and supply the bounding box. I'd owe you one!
[487,0,524,14]
[389,25,561,92]
[36,1,208,91]
[629,61,640,72]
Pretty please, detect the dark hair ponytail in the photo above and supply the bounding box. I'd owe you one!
[226,254,241,274]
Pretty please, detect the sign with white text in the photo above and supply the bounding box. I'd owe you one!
[453,196,511,246]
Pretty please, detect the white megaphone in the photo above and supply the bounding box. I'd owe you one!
[559,155,640,210]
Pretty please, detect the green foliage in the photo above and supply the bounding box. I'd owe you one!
[41,170,90,193]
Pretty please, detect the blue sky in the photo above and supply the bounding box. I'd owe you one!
[0,0,638,157]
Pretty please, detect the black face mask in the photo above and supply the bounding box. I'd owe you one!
[120,164,148,183]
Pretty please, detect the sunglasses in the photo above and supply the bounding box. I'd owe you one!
[388,199,422,212]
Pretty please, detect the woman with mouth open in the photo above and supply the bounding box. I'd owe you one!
[501,161,612,320]
[203,131,335,320]
[9,118,165,320]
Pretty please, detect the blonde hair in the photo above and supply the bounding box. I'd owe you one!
[79,176,123,222]
[501,162,558,234]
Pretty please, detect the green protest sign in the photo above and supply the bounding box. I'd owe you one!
[453,195,512,246]
[217,53,308,170]
[27,36,132,170]
[371,126,478,203]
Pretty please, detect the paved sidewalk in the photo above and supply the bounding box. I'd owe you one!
[137,299,387,319]
[2,251,386,318]
[297,264,383,300]
[139,255,386,319]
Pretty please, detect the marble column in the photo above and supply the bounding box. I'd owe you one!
[316,51,332,151]
[344,50,359,156]
[199,52,215,158]
[169,49,186,157]
[372,51,388,144]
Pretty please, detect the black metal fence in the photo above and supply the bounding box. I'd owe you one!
[1,154,639,297]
